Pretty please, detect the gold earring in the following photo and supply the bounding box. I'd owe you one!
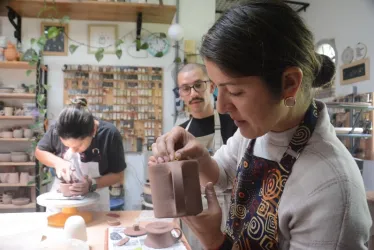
[284,96,296,108]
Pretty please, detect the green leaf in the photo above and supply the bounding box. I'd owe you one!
[37,36,47,50]
[136,39,141,50]
[174,57,182,63]
[37,6,46,18]
[43,84,51,91]
[60,16,70,24]
[37,94,46,106]
[116,49,123,59]
[27,180,35,186]
[140,43,149,50]
[155,51,164,57]
[95,48,104,62]
[32,54,39,61]
[159,32,167,38]
[29,60,37,66]
[26,69,32,76]
[115,39,124,48]
[69,44,79,54]
[30,38,36,45]
[47,26,60,39]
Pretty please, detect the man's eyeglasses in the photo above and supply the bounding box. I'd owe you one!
[178,80,210,96]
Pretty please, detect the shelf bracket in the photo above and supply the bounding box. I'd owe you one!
[6,6,22,44]
[136,12,143,51]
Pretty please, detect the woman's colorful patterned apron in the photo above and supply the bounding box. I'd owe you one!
[225,100,320,250]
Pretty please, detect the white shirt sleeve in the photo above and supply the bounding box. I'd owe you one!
[213,129,243,191]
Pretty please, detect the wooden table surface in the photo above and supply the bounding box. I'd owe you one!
[0,211,191,250]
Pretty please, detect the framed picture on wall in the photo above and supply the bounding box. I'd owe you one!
[41,22,68,56]
[88,24,118,54]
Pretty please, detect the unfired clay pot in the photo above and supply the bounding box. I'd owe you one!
[144,221,182,249]
[60,183,73,197]
[148,160,203,218]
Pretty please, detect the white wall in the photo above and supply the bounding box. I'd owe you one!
[300,0,374,97]
[300,0,374,191]
[0,0,216,210]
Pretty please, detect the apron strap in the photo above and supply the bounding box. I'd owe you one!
[279,100,320,170]
[246,100,320,170]
[185,118,193,131]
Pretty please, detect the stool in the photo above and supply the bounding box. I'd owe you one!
[366,191,374,250]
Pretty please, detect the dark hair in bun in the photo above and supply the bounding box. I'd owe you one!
[56,97,94,139]
[313,54,336,88]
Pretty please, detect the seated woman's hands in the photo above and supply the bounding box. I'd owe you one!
[182,182,226,250]
[69,176,91,196]
[148,126,209,166]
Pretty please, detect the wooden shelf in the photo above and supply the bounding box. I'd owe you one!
[0,202,36,209]
[0,138,34,142]
[0,93,36,99]
[0,116,34,120]
[0,183,35,187]
[4,0,176,24]
[0,162,35,166]
[0,61,35,70]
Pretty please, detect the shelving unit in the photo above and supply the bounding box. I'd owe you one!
[0,0,176,23]
[63,64,163,152]
[0,61,46,212]
[325,88,374,174]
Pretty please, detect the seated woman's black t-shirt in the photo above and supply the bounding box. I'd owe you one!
[37,120,126,175]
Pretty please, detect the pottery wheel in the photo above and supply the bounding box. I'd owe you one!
[37,192,100,209]
[124,225,147,237]
[37,192,100,227]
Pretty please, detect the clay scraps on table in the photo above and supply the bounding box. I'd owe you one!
[106,213,120,218]
[107,219,121,226]
[115,237,130,246]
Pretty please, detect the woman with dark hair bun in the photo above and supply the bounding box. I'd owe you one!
[35,97,126,211]
[149,0,371,249]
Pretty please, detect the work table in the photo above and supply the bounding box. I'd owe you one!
[0,210,191,250]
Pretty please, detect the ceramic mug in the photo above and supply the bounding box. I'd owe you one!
[2,193,12,204]
[144,221,182,249]
[4,107,13,116]
[7,172,19,184]
[0,110,4,116]
[0,173,8,183]
[148,160,203,218]
[20,172,29,184]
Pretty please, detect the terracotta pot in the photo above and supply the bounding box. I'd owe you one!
[144,221,182,249]
[148,160,203,218]
[4,42,19,61]
[60,183,73,197]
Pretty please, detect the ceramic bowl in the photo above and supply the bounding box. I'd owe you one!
[0,87,14,93]
[1,131,13,138]
[11,154,28,162]
[12,197,30,206]
[0,153,11,162]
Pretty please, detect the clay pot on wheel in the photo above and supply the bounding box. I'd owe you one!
[144,221,182,249]
[60,183,73,197]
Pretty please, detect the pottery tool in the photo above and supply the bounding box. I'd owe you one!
[37,192,100,227]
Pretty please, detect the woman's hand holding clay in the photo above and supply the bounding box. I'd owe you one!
[148,126,209,166]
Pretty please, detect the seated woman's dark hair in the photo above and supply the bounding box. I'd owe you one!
[55,97,94,139]
[200,0,336,99]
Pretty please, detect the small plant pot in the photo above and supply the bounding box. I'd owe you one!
[60,183,73,197]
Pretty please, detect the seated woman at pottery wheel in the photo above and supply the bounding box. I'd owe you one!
[149,1,371,249]
[35,97,126,212]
